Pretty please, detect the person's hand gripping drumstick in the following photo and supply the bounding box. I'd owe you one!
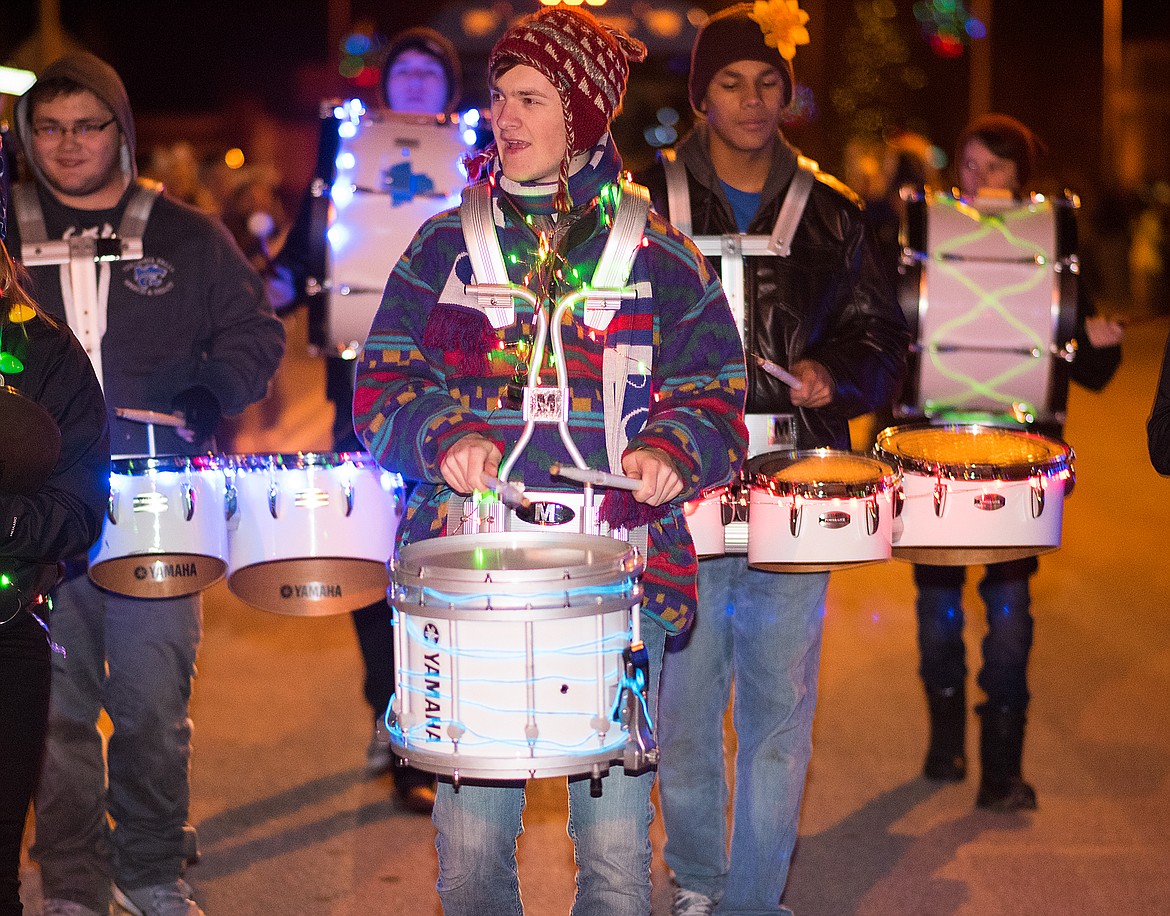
[552,449,682,507]
[754,354,834,409]
[440,433,503,495]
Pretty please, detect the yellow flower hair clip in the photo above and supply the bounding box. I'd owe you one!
[750,0,810,61]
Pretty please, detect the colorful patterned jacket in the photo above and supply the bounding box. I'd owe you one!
[354,177,747,634]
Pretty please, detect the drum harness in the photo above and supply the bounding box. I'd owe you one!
[13,178,161,391]
[432,178,658,782]
[663,152,817,548]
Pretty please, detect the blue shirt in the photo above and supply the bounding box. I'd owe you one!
[719,179,762,233]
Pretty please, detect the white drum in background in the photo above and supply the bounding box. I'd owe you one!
[225,452,403,616]
[746,450,898,573]
[388,532,643,780]
[89,455,228,598]
[899,190,1079,423]
[325,105,473,355]
[683,486,748,559]
[874,424,1074,565]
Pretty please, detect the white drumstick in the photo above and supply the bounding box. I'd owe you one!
[114,407,186,428]
[550,463,642,492]
[753,355,804,391]
[482,475,531,510]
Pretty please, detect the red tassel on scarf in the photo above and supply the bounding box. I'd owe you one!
[423,303,495,376]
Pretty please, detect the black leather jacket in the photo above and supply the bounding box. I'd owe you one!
[639,126,909,452]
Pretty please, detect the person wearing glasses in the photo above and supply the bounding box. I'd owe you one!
[9,52,284,916]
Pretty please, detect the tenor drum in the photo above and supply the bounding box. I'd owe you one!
[683,486,747,559]
[746,450,899,573]
[89,455,228,598]
[388,532,643,780]
[225,452,403,616]
[899,190,1079,423]
[322,105,474,355]
[874,424,1074,565]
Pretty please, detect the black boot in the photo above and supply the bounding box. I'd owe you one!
[924,685,967,781]
[976,705,1037,811]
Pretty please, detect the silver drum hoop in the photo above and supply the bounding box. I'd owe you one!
[874,424,1073,482]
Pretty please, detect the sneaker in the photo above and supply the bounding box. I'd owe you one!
[366,721,393,775]
[112,880,203,916]
[672,887,716,916]
[43,900,109,916]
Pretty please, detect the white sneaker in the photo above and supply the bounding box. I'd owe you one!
[672,887,716,916]
[112,880,203,916]
[43,900,109,916]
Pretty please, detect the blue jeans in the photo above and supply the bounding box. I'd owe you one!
[914,559,1036,712]
[433,620,665,916]
[32,575,201,912]
[658,557,827,914]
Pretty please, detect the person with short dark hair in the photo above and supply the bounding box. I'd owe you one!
[10,51,284,916]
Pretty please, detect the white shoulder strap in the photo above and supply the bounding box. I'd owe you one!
[767,156,817,256]
[459,182,515,329]
[584,179,650,331]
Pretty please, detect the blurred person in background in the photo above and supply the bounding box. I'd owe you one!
[910,114,1123,813]
[267,26,465,815]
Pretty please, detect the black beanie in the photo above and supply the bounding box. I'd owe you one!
[689,3,796,111]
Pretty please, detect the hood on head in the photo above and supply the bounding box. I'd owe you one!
[14,51,137,188]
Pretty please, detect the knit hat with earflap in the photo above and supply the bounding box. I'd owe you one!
[488,6,646,211]
[689,2,810,111]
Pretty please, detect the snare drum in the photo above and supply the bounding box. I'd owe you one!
[388,532,643,780]
[874,424,1074,565]
[746,450,899,573]
[224,452,403,616]
[89,455,228,598]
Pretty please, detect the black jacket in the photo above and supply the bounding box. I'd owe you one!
[638,125,909,452]
[1,311,109,601]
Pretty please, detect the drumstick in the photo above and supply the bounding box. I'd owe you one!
[482,475,531,510]
[549,463,642,492]
[753,355,804,391]
[115,407,186,428]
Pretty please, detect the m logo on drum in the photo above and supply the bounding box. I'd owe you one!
[516,501,575,527]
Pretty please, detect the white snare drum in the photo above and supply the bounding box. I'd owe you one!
[899,190,1078,422]
[874,424,1074,565]
[225,452,403,616]
[683,487,748,559]
[388,531,645,780]
[89,455,228,598]
[746,450,898,573]
[324,106,472,355]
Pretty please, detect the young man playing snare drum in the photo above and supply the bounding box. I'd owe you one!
[353,7,747,913]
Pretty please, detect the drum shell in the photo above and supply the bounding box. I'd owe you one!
[875,424,1073,564]
[745,451,897,573]
[389,532,642,779]
[88,456,228,598]
[684,489,734,559]
[224,453,403,616]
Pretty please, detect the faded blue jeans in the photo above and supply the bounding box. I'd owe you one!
[658,557,827,914]
[433,620,665,916]
[32,575,201,913]
[914,558,1037,713]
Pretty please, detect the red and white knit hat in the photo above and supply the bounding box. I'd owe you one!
[489,7,646,209]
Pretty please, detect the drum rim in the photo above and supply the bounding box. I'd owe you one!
[394,531,642,584]
[111,454,213,473]
[224,450,381,471]
[746,449,898,499]
[873,423,1073,481]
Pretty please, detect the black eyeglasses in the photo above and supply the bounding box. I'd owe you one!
[31,118,117,141]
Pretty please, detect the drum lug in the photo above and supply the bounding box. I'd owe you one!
[866,497,880,536]
[789,499,802,538]
[268,482,279,519]
[343,480,355,517]
[183,485,196,522]
[893,486,904,518]
[1031,478,1046,518]
[933,479,948,517]
[107,488,118,525]
[619,641,659,775]
[224,484,237,522]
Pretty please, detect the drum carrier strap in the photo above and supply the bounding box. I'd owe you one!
[14,178,162,388]
[663,152,817,455]
[452,180,653,550]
